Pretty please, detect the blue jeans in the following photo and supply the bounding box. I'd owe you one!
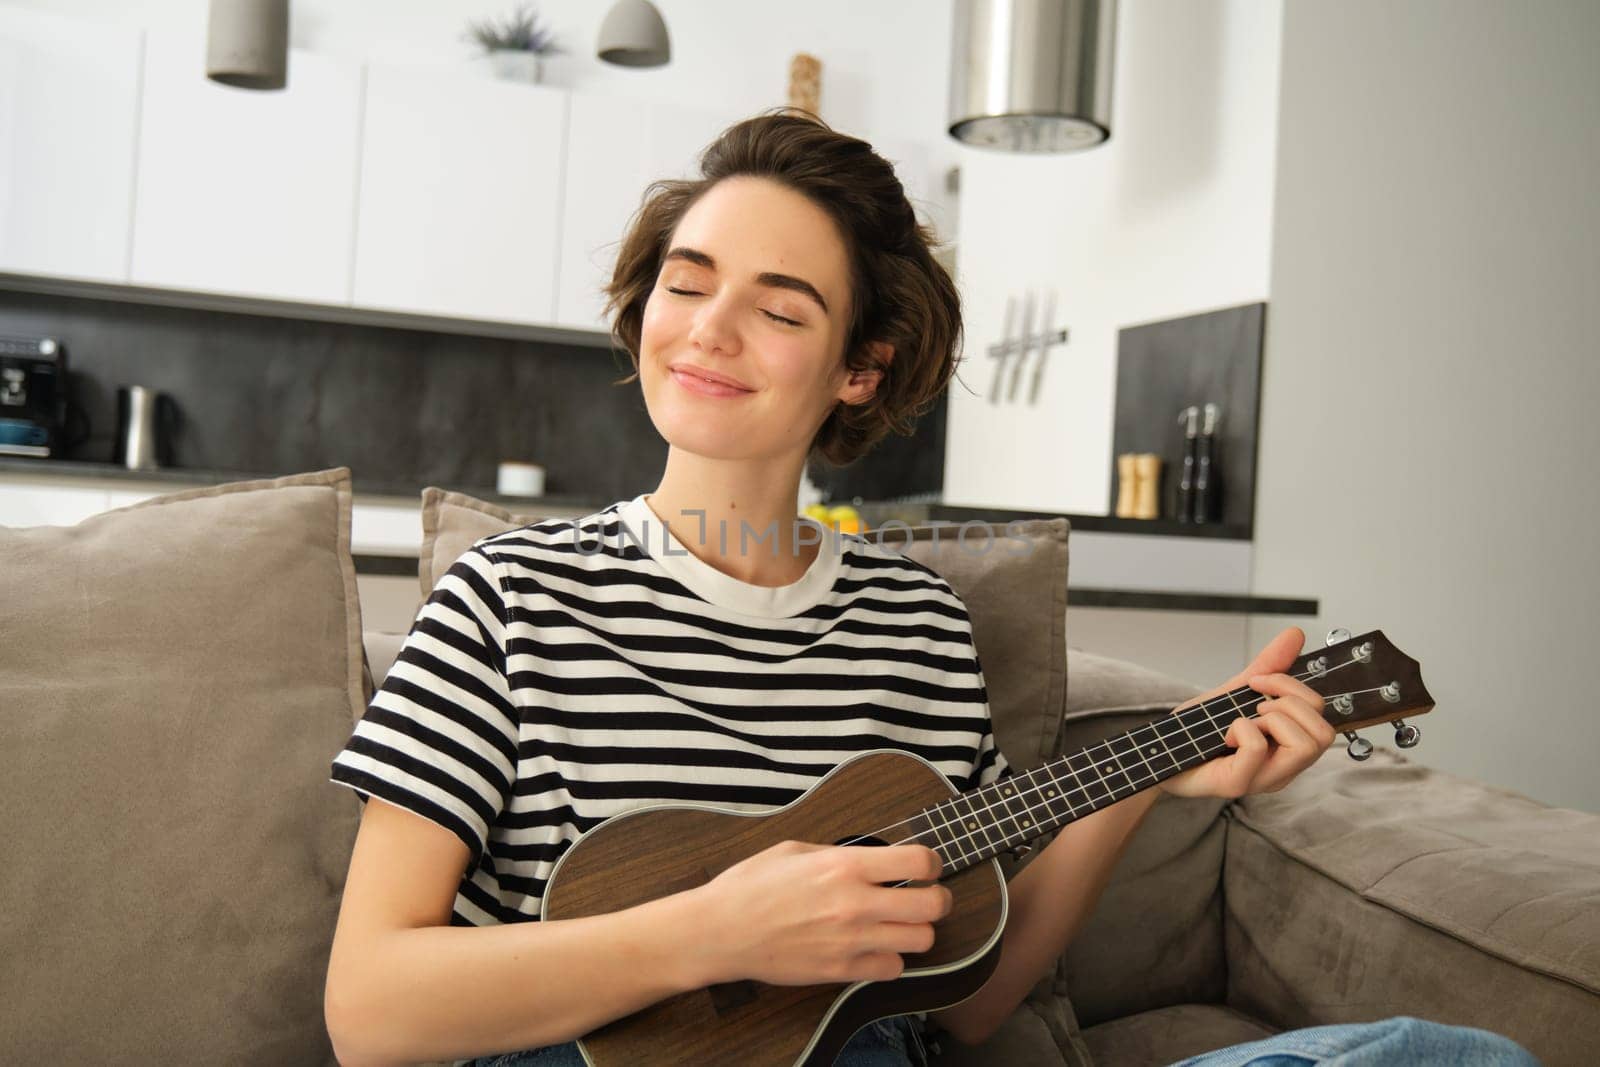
[461,1014,1535,1066]
[462,1013,926,1066]
[1170,1015,1540,1066]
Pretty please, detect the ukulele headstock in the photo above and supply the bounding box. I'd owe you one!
[1292,628,1433,760]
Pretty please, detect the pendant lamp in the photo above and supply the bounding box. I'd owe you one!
[596,0,671,68]
[949,0,1117,152]
[205,0,289,90]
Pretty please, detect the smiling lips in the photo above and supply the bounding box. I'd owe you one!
[670,364,754,398]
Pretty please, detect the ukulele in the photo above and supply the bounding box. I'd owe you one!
[541,628,1432,1066]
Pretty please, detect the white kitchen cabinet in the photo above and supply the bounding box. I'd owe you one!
[0,8,141,283]
[555,95,739,331]
[129,31,362,304]
[0,481,111,526]
[349,500,421,555]
[352,64,567,325]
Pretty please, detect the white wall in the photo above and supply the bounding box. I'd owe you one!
[945,0,1284,515]
[1249,0,1600,812]
[1,0,963,242]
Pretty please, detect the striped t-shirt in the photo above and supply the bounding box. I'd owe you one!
[329,494,1012,926]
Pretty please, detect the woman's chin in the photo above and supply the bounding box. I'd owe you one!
[648,412,756,461]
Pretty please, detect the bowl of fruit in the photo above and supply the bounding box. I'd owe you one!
[803,503,866,536]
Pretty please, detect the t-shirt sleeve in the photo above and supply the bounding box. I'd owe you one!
[329,544,518,867]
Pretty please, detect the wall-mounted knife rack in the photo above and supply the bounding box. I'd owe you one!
[986,290,1069,405]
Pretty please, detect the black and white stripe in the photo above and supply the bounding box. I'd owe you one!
[330,501,1012,927]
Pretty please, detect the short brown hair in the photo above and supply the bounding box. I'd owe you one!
[602,107,963,468]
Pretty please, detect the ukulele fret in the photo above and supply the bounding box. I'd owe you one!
[950,787,1002,863]
[1135,718,1186,778]
[1064,748,1120,806]
[993,775,1033,851]
[1165,708,1214,762]
[919,804,970,870]
[1105,731,1160,789]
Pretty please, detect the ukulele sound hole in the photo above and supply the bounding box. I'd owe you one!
[835,834,889,849]
[835,834,925,887]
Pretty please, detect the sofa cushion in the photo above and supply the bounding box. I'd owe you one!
[895,517,1070,770]
[417,489,1071,770]
[1232,747,1600,998]
[1064,647,1207,715]
[0,467,365,1064]
[1079,1003,1277,1067]
[1051,655,1229,1029]
[1225,747,1600,1064]
[417,487,532,599]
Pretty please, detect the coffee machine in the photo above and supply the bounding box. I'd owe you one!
[0,335,67,458]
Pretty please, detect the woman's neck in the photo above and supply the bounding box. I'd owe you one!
[646,452,815,587]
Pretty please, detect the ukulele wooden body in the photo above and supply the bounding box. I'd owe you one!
[541,749,1009,1066]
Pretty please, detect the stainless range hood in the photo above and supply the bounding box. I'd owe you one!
[948,0,1118,153]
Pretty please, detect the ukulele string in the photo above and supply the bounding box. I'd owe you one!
[871,671,1397,887]
[881,657,1373,856]
[838,656,1371,871]
[835,672,1290,852]
[882,664,1386,869]
[835,671,1299,853]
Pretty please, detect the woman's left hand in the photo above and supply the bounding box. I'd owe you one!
[1160,626,1337,799]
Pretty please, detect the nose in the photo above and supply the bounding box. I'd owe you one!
[686,290,741,357]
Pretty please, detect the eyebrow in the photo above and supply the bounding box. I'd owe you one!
[662,246,829,316]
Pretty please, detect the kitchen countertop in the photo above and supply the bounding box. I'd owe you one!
[0,457,1252,536]
[0,456,599,510]
[3,457,1313,615]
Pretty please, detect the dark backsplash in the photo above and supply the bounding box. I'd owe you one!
[0,288,944,504]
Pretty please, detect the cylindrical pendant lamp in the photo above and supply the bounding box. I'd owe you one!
[948,0,1117,153]
[596,0,671,68]
[206,0,289,91]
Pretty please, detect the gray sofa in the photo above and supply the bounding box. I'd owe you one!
[6,469,1595,1065]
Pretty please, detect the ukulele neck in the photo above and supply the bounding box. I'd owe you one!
[922,687,1255,876]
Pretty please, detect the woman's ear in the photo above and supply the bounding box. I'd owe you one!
[837,341,895,406]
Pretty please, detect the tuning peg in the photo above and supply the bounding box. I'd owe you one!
[1392,720,1420,748]
[1325,628,1351,647]
[1343,731,1373,761]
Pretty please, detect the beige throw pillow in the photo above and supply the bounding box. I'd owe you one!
[417,487,537,600]
[0,467,365,1064]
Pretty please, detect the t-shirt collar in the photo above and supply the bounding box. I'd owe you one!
[615,494,843,618]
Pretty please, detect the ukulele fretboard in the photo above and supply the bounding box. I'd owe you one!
[914,686,1259,876]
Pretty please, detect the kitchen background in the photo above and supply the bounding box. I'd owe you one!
[2,0,1596,813]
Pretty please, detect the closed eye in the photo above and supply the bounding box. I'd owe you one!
[665,287,803,328]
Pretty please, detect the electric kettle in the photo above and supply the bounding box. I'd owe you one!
[113,386,181,470]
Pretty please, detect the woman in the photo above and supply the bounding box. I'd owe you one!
[323,109,1535,1067]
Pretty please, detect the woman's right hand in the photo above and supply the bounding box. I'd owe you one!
[690,839,954,987]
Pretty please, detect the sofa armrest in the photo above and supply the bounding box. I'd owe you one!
[1221,748,1600,1067]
